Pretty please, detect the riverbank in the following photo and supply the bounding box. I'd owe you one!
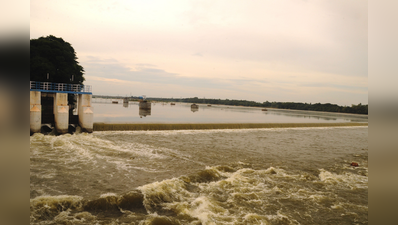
[93,122,368,131]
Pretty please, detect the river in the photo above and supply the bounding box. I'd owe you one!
[30,99,368,225]
[30,101,368,224]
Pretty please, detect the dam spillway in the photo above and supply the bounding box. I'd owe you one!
[30,81,93,134]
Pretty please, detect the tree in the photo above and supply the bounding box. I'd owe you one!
[30,35,85,84]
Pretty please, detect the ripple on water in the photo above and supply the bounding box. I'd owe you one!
[30,127,368,224]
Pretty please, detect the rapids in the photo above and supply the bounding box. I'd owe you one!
[30,126,368,224]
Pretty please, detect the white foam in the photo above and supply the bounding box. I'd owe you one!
[133,165,368,224]
[319,169,368,189]
[100,193,118,198]
[30,195,84,212]
[188,196,229,225]
[31,168,57,179]
[95,125,367,137]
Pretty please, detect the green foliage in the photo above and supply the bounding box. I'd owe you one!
[30,35,85,84]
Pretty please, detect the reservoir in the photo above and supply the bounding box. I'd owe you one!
[92,99,368,124]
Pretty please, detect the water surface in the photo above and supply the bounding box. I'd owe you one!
[92,99,368,124]
[30,126,368,224]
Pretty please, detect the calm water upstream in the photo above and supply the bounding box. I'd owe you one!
[91,99,368,124]
[30,100,368,224]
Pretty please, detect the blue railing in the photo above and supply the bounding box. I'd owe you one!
[30,81,92,94]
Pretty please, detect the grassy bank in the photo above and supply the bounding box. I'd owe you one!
[93,122,368,131]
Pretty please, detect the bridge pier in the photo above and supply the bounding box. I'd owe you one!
[78,94,93,133]
[53,93,69,134]
[30,91,41,133]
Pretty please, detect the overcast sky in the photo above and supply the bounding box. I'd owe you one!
[30,0,367,106]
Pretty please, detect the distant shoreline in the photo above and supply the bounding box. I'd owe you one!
[93,122,368,131]
[93,99,368,116]
[177,102,369,118]
[92,96,368,115]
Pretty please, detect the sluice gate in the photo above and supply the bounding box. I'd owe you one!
[30,81,93,134]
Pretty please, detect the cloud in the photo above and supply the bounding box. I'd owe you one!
[299,82,368,93]
[82,57,282,97]
[192,52,203,57]
[31,0,368,105]
[135,63,157,68]
[82,56,232,89]
[81,55,368,105]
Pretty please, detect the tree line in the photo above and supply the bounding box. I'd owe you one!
[148,97,368,115]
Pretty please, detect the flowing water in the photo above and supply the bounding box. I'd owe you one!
[30,126,368,224]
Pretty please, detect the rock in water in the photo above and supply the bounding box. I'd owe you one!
[351,162,359,167]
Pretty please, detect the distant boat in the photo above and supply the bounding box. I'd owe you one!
[207,105,211,107]
[112,101,118,104]
[171,103,175,105]
[262,108,267,111]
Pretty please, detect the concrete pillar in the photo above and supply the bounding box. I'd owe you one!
[30,91,41,133]
[53,93,69,134]
[78,94,93,133]
[139,100,151,109]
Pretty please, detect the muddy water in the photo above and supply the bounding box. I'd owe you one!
[30,126,368,224]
